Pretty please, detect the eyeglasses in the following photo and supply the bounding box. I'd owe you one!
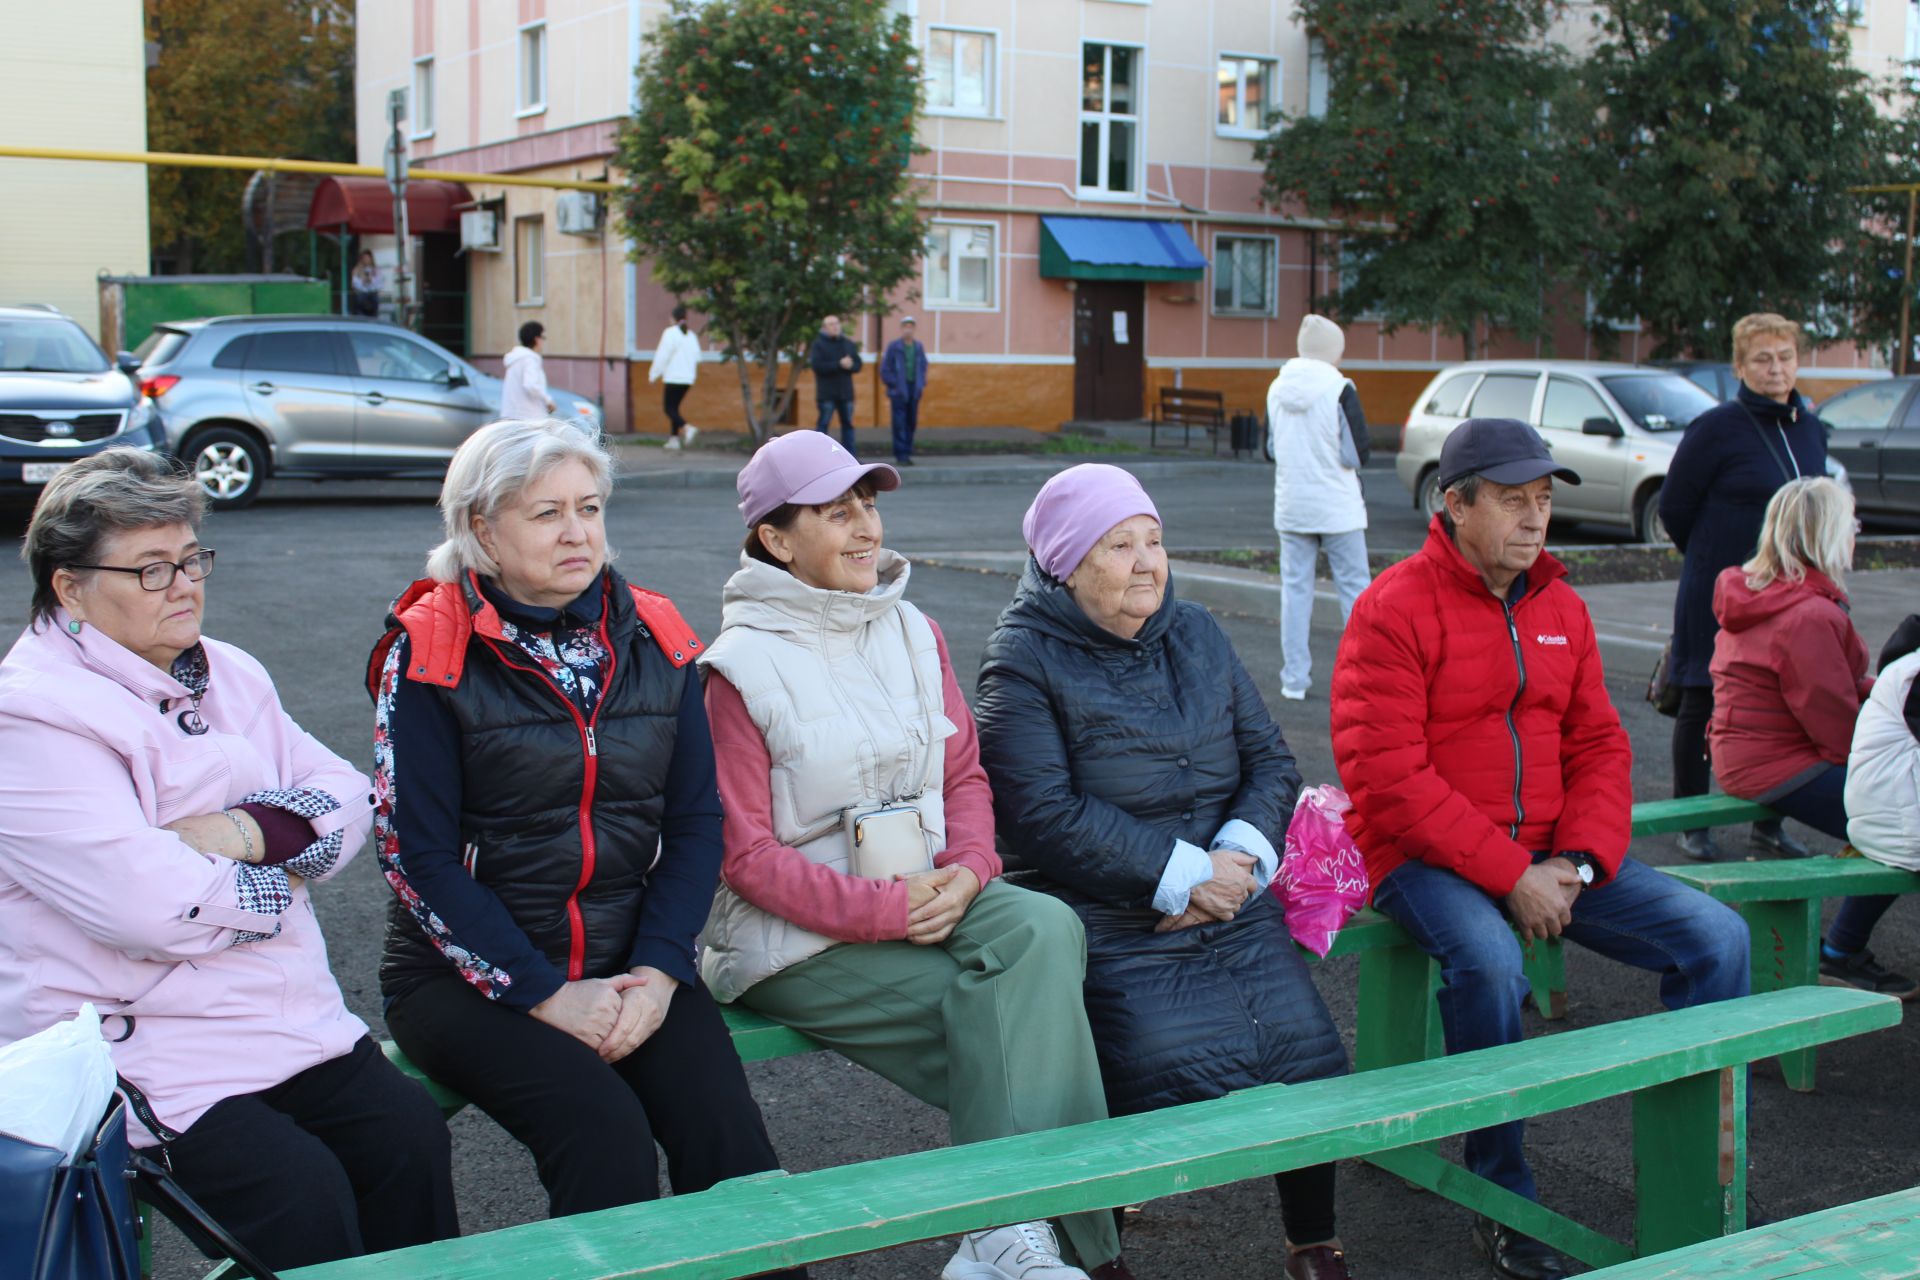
[69,549,216,591]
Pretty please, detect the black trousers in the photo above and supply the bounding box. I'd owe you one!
[1671,684,1715,801]
[387,972,797,1250]
[160,1036,458,1271]
[663,382,691,433]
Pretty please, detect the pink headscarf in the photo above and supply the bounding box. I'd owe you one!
[1021,464,1162,581]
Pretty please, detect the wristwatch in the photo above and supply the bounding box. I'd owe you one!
[1560,851,1597,887]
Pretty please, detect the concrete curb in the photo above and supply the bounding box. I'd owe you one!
[915,551,1278,618]
[614,457,1252,490]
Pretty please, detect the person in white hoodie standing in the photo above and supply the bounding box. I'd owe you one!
[1266,314,1371,700]
[649,304,702,450]
[499,321,555,420]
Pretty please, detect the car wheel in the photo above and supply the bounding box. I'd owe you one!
[1634,484,1668,545]
[1417,467,1446,519]
[186,427,266,510]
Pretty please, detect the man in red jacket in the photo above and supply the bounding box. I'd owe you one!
[1331,419,1749,1280]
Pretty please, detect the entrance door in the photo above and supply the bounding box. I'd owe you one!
[1073,281,1144,420]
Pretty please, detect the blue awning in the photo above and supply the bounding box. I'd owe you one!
[1039,216,1207,282]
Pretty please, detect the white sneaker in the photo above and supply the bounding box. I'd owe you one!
[663,435,682,451]
[942,1221,1088,1280]
[682,424,700,447]
[1281,686,1308,701]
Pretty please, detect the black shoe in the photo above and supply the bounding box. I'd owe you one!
[1819,946,1920,998]
[1471,1216,1568,1280]
[1676,828,1723,862]
[895,455,915,466]
[1750,820,1812,859]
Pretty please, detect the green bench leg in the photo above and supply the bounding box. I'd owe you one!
[1355,943,1441,1072]
[1631,1065,1747,1255]
[1740,899,1822,1091]
[1522,935,1566,1019]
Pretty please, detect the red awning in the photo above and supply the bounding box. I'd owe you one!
[306,176,472,234]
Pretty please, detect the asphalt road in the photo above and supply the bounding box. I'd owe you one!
[1,457,1914,1280]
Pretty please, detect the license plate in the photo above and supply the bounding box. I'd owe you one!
[22,462,67,484]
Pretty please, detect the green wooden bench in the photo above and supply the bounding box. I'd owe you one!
[1580,1183,1920,1278]
[280,987,1900,1280]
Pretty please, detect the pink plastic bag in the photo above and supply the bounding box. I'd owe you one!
[1271,784,1369,957]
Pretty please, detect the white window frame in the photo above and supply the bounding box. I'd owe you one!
[1306,35,1330,119]
[1212,234,1279,317]
[924,220,998,311]
[515,216,546,306]
[516,21,548,118]
[1584,288,1642,333]
[1216,53,1278,139]
[410,56,435,140]
[924,25,998,118]
[1079,41,1144,199]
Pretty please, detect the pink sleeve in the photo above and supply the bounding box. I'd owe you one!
[705,672,912,942]
[927,622,1002,888]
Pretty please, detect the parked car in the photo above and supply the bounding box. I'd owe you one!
[1819,376,1920,519]
[1654,359,1741,403]
[1396,361,1720,542]
[135,315,603,509]
[0,305,169,498]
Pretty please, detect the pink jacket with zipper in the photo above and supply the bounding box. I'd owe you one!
[0,616,375,1146]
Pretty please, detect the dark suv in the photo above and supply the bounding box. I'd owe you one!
[136,315,602,509]
[0,306,167,496]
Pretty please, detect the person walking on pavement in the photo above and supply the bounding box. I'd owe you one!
[1267,314,1372,701]
[500,321,556,421]
[809,314,863,455]
[649,304,702,451]
[881,316,930,466]
[1659,313,1826,862]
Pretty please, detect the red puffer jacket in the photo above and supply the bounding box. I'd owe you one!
[1708,566,1871,801]
[1330,516,1633,899]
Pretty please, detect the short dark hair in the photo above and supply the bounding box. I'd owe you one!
[743,478,879,570]
[671,304,688,322]
[519,321,544,348]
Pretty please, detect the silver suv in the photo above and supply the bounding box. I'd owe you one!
[1395,361,1719,543]
[136,316,602,509]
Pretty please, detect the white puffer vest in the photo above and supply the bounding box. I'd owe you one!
[1267,356,1367,535]
[697,552,954,1001]
[1846,650,1920,870]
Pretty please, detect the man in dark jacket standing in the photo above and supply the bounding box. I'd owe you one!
[1330,419,1750,1280]
[880,315,930,466]
[809,314,863,455]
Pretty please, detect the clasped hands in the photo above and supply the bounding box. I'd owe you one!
[1503,856,1586,941]
[531,966,680,1063]
[898,864,981,946]
[1155,849,1260,933]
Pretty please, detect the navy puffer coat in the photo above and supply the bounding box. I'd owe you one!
[974,559,1347,1116]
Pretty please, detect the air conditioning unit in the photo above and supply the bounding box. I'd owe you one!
[460,208,501,252]
[556,191,602,236]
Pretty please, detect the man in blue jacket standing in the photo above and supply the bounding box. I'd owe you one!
[809,314,863,454]
[881,316,930,466]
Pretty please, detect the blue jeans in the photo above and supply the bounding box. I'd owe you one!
[815,395,856,453]
[1372,855,1750,1200]
[1277,530,1370,693]
[889,393,920,461]
[1768,763,1897,955]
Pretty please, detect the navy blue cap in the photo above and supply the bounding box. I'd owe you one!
[1438,417,1581,491]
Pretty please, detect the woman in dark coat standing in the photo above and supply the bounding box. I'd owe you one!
[1659,313,1827,862]
[975,465,1352,1280]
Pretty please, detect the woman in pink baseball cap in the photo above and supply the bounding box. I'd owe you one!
[696,432,1134,1280]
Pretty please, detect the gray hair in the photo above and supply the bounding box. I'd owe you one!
[426,418,615,582]
[1438,472,1484,535]
[22,448,203,628]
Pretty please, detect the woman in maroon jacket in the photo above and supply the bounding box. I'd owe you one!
[1708,476,1913,996]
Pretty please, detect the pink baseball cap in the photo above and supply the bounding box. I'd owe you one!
[736,432,900,527]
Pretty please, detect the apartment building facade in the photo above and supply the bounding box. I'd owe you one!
[356,0,1909,434]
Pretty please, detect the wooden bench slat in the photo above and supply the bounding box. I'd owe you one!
[284,988,1898,1280]
[1580,1185,1920,1278]
[1628,795,1777,835]
[1662,857,1920,903]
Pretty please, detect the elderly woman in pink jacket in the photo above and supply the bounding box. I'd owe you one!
[0,449,457,1271]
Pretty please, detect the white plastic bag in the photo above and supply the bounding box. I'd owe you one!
[0,1004,117,1158]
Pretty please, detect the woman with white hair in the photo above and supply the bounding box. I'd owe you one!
[367,418,800,1249]
[1708,477,1913,996]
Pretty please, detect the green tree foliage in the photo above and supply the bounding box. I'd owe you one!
[1585,1,1884,358]
[1831,87,1920,362]
[145,0,354,273]
[1259,0,1601,358]
[615,0,925,440]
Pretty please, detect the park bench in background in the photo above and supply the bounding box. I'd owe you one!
[1149,386,1226,452]
[281,987,1900,1280]
[1578,1183,1920,1278]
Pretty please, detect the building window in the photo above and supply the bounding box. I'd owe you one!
[926,27,994,115]
[1337,238,1386,321]
[410,57,434,138]
[1080,43,1141,196]
[515,216,545,304]
[1217,55,1276,137]
[885,0,917,25]
[1213,236,1277,315]
[1307,36,1330,119]
[925,222,996,309]
[517,22,547,116]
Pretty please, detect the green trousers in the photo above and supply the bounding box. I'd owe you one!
[741,878,1122,1269]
